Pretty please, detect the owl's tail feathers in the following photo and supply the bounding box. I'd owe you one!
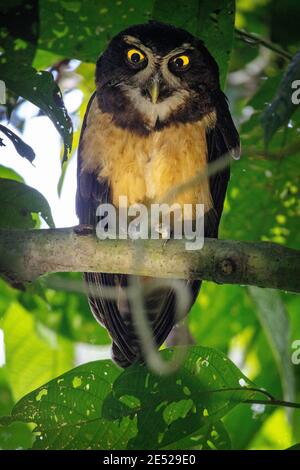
[111,341,138,368]
[85,272,201,369]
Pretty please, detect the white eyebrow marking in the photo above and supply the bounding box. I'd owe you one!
[122,35,153,54]
[123,37,194,59]
[122,34,141,45]
[163,44,194,61]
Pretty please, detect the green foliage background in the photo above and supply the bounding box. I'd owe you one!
[0,0,300,450]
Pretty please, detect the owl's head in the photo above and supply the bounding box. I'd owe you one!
[96,21,221,133]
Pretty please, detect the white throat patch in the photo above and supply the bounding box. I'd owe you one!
[122,85,191,129]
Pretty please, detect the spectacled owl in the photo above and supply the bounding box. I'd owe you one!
[76,21,240,367]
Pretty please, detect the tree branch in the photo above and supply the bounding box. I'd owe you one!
[0,227,299,294]
[235,28,293,61]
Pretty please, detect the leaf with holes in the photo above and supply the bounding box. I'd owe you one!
[0,63,72,162]
[0,346,256,450]
[36,0,234,87]
[167,419,232,450]
[1,360,130,450]
[103,346,255,449]
[38,0,155,63]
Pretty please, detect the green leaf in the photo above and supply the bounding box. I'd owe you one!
[38,0,154,62]
[0,124,35,163]
[0,0,38,65]
[261,51,300,144]
[248,287,295,404]
[0,420,33,450]
[3,346,255,450]
[0,381,33,450]
[0,302,74,401]
[167,419,231,450]
[233,91,300,265]
[0,2,72,161]
[153,0,236,86]
[103,346,254,449]
[203,421,232,450]
[3,360,129,450]
[0,178,54,229]
[287,443,300,450]
[37,0,234,86]
[224,331,284,450]
[0,64,73,162]
[0,165,24,183]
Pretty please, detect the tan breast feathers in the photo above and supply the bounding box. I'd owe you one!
[81,97,216,213]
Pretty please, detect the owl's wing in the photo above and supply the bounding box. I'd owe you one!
[76,92,102,226]
[206,91,240,237]
[76,93,138,365]
[76,93,200,367]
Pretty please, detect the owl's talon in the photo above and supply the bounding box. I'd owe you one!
[162,238,170,249]
[153,222,170,239]
[74,224,94,235]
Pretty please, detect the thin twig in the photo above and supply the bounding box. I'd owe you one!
[203,386,276,401]
[235,28,293,61]
[243,399,300,410]
[209,12,292,60]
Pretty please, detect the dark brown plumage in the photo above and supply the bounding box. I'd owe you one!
[76,21,240,367]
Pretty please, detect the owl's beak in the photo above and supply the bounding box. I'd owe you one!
[147,78,160,104]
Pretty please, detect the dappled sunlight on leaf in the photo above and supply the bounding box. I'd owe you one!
[1,346,256,449]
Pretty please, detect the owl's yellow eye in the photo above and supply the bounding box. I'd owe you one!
[172,55,190,69]
[127,49,146,64]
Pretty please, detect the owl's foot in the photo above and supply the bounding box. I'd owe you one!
[74,224,94,235]
[152,222,171,240]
